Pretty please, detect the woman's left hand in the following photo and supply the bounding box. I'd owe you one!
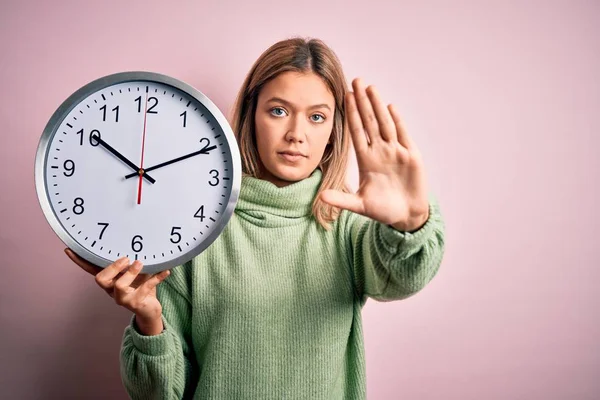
[320,78,430,232]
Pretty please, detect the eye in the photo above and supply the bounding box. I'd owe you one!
[310,114,325,123]
[270,107,287,117]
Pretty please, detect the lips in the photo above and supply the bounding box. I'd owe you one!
[278,151,306,162]
[278,151,306,157]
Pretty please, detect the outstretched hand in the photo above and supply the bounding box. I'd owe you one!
[320,78,430,233]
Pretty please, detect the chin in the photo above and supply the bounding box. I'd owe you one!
[272,164,313,183]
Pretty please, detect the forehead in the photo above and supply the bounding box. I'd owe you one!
[258,71,334,106]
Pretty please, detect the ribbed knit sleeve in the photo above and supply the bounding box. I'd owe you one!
[344,193,445,303]
[119,262,196,399]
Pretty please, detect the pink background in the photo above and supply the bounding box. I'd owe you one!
[1,0,599,398]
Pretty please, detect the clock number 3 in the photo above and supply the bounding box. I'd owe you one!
[209,169,220,186]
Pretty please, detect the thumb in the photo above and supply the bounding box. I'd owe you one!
[320,190,364,214]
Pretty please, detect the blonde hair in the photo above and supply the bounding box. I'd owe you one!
[230,37,351,230]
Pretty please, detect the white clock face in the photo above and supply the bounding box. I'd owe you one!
[37,74,240,273]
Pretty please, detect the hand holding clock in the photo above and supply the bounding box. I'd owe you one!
[65,248,168,336]
[37,73,240,301]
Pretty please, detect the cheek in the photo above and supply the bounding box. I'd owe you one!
[254,118,278,157]
[256,118,283,145]
[314,124,334,148]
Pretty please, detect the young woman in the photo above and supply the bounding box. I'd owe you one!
[66,37,445,399]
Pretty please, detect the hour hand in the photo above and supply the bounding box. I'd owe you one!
[91,133,156,184]
[124,145,217,179]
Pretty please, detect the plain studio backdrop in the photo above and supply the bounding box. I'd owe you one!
[1,0,598,399]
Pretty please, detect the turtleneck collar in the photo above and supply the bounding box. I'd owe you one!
[235,168,323,220]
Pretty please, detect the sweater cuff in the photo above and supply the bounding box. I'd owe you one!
[128,314,171,356]
[379,198,438,253]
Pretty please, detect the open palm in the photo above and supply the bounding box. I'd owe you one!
[321,78,430,232]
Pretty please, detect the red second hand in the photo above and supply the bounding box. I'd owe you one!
[137,93,149,205]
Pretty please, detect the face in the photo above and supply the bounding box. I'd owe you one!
[254,71,335,187]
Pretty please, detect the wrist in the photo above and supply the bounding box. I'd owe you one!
[391,209,430,233]
[135,314,164,336]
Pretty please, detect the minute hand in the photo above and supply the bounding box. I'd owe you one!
[92,134,156,184]
[124,145,217,179]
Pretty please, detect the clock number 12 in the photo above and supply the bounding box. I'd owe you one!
[135,96,158,114]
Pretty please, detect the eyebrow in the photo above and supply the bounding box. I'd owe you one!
[265,97,332,111]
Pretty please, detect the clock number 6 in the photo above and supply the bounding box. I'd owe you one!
[131,235,143,252]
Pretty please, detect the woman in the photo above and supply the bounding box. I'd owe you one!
[66,36,445,399]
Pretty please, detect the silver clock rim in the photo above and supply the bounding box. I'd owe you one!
[34,71,242,274]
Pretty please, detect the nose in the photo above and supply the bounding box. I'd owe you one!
[285,115,306,143]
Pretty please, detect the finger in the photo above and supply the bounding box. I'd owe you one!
[131,271,156,289]
[114,260,144,292]
[352,78,381,142]
[133,270,171,301]
[65,248,102,276]
[366,86,395,142]
[320,189,365,215]
[388,104,412,149]
[345,92,369,151]
[95,257,130,291]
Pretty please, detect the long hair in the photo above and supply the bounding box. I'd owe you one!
[230,37,351,230]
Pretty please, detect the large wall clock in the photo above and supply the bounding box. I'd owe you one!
[35,71,241,274]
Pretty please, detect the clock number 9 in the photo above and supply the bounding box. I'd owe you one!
[131,235,143,253]
[63,159,75,177]
[209,169,219,186]
[76,128,101,146]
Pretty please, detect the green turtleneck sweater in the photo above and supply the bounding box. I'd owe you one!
[119,168,445,399]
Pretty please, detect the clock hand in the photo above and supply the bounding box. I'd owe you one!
[124,145,217,179]
[91,133,156,184]
[137,93,149,205]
